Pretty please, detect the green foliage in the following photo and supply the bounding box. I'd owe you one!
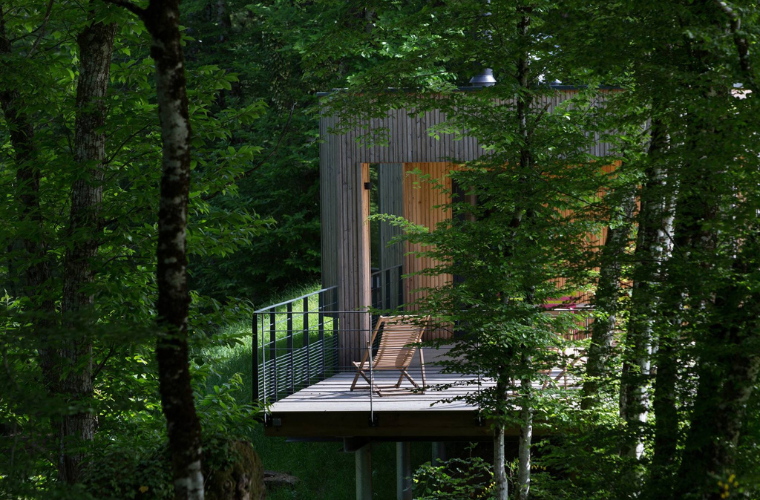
[3,0,760,497]
[79,338,260,500]
[414,453,496,500]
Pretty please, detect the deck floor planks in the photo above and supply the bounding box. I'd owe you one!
[268,362,576,414]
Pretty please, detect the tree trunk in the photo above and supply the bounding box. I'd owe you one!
[513,11,533,499]
[58,14,116,484]
[0,5,56,389]
[674,284,760,500]
[517,372,532,500]
[142,1,204,498]
[216,0,230,41]
[668,83,755,499]
[619,117,674,464]
[582,185,636,409]
[646,157,714,497]
[493,387,509,500]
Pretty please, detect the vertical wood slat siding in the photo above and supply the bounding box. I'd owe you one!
[320,113,338,292]
[334,132,370,366]
[403,162,453,340]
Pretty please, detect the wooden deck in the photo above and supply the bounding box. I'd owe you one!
[268,367,485,413]
[264,347,579,439]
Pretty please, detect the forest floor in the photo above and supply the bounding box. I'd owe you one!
[200,285,434,499]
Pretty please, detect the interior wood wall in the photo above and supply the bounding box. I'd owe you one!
[403,163,454,340]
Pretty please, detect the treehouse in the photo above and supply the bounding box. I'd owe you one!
[253,85,613,499]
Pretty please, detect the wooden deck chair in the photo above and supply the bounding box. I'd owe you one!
[541,346,583,389]
[350,315,429,396]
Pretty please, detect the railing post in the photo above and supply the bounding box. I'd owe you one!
[252,313,259,402]
[269,311,277,400]
[287,302,295,395]
[333,287,339,367]
[319,290,326,381]
[303,296,310,386]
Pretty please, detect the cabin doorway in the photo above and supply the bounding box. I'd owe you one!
[362,162,454,340]
[367,163,405,313]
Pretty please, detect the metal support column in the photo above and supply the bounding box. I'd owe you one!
[396,442,412,500]
[432,441,446,466]
[355,443,372,500]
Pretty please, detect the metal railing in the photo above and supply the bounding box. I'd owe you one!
[252,286,339,405]
[370,264,404,314]
[251,287,595,411]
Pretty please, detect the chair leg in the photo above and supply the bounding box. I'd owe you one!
[351,371,362,391]
[351,361,366,391]
[400,369,419,388]
[395,371,405,388]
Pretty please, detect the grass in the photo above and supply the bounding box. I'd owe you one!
[200,283,434,499]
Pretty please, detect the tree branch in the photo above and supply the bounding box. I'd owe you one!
[201,103,296,201]
[101,0,146,18]
[105,124,151,164]
[26,0,55,58]
[91,346,116,382]
[713,0,757,93]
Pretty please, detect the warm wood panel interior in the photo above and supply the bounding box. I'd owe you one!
[403,162,454,340]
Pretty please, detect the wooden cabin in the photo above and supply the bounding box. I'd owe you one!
[255,86,614,500]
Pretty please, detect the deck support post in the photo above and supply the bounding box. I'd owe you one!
[355,443,372,500]
[432,441,446,466]
[396,441,412,500]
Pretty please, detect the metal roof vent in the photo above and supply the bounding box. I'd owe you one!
[469,1,495,87]
[469,68,496,87]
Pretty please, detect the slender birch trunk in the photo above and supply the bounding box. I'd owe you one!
[646,170,709,497]
[107,0,205,497]
[513,10,534,499]
[58,14,116,483]
[494,379,509,500]
[582,185,636,410]
[517,370,532,500]
[619,117,674,464]
[147,1,204,496]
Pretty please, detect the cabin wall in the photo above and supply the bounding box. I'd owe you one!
[320,111,338,293]
[319,90,617,361]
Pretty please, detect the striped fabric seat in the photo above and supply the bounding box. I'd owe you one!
[350,315,429,396]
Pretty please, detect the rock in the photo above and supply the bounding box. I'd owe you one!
[206,440,266,500]
[263,470,300,490]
